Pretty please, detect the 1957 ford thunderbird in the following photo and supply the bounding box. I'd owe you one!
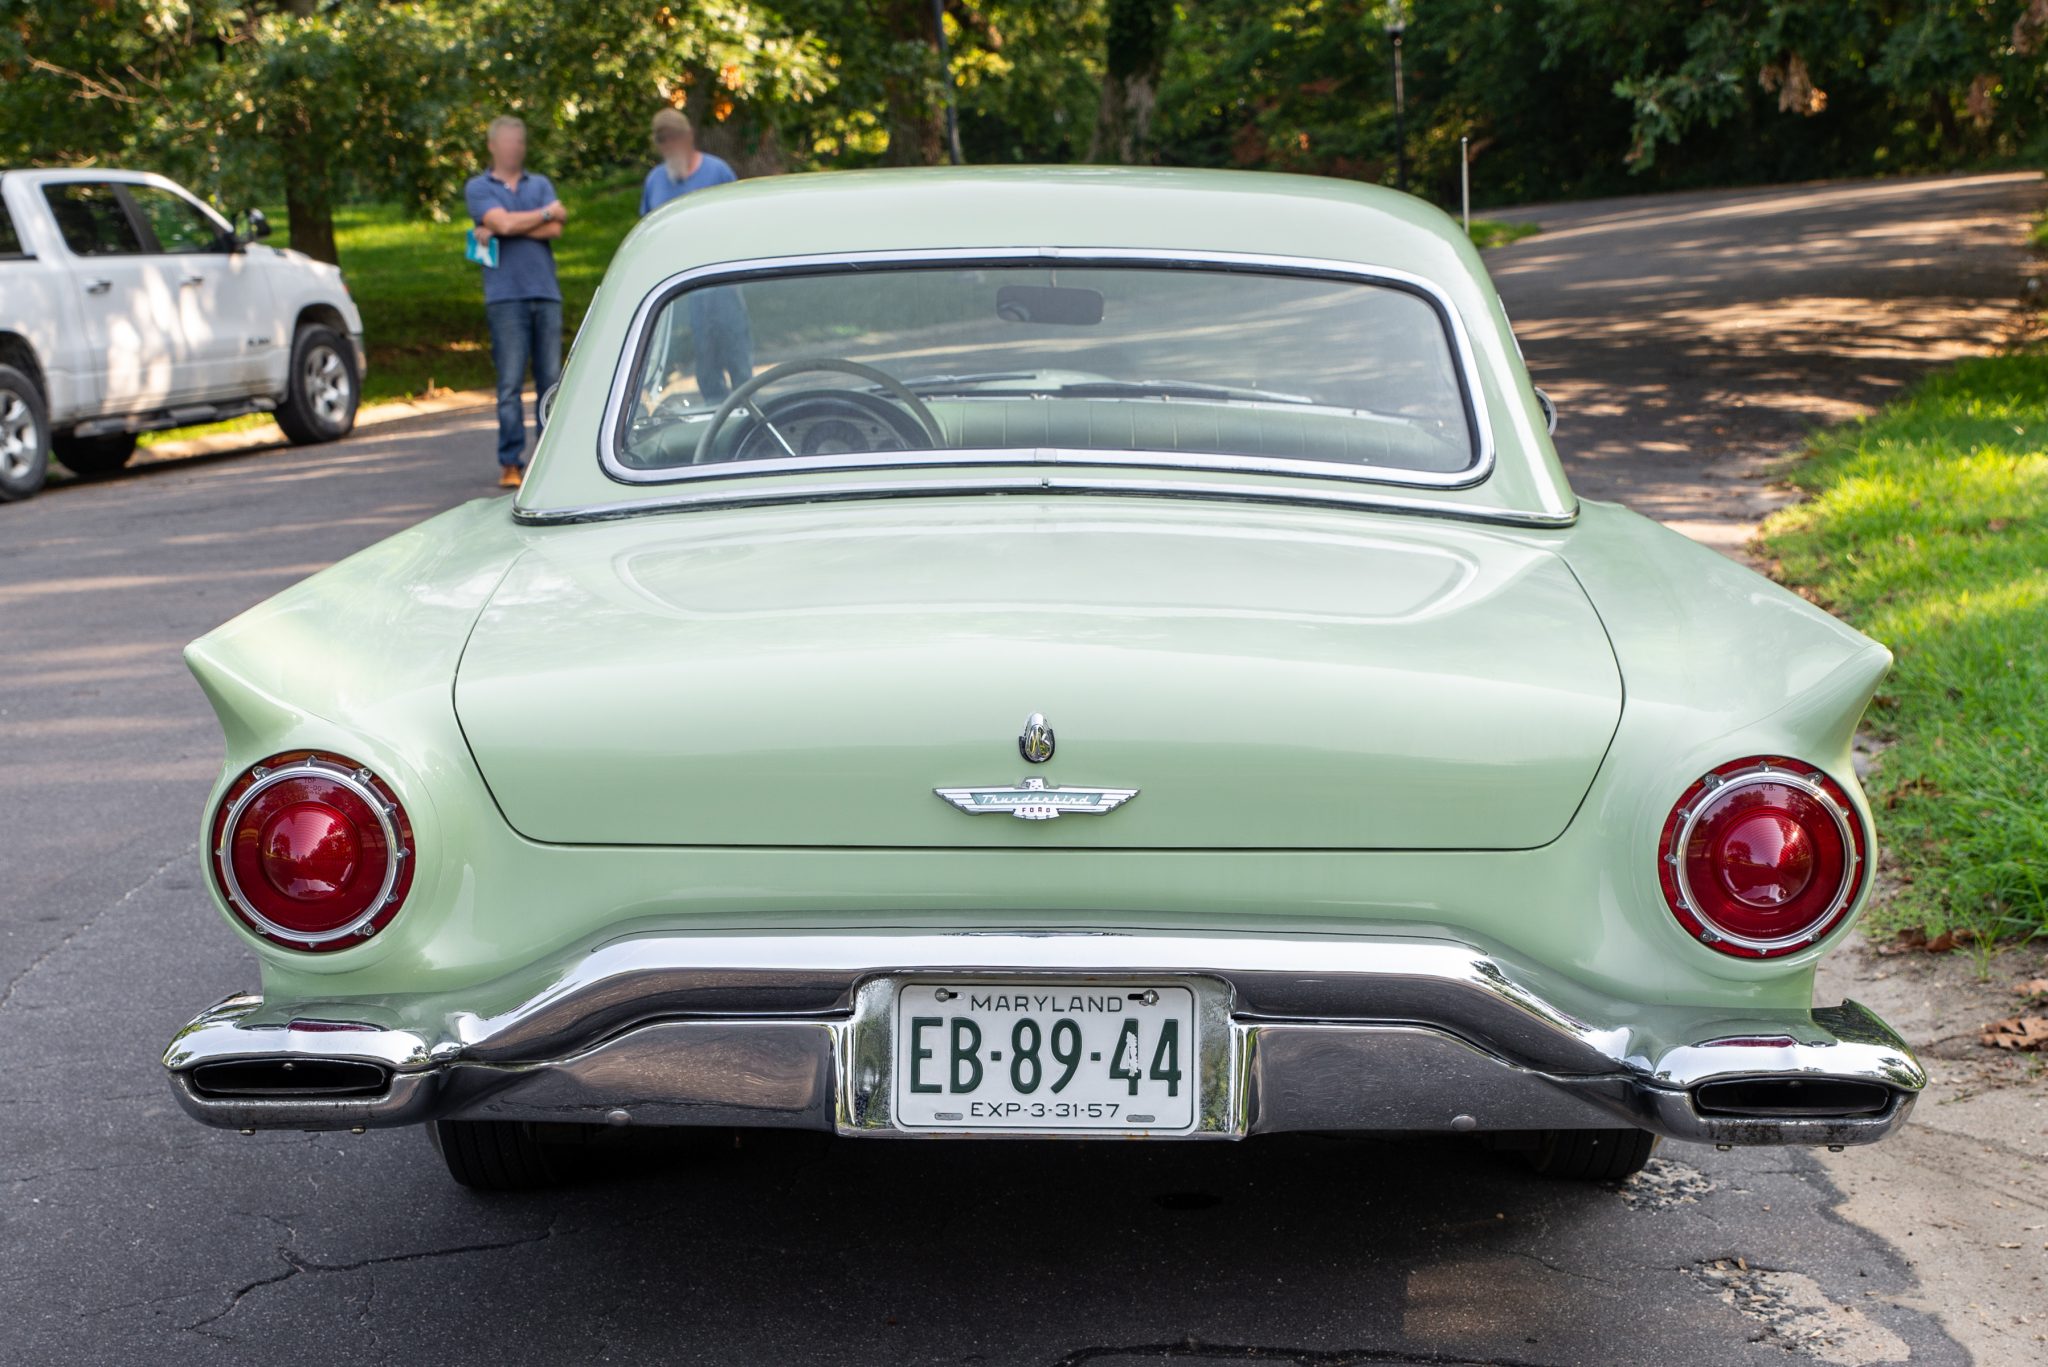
[163,167,1925,1189]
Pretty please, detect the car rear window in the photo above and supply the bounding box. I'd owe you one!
[43,183,143,257]
[613,260,1481,484]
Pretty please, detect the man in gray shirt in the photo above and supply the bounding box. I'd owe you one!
[464,116,567,488]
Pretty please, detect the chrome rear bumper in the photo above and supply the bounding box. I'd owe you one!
[163,931,1924,1146]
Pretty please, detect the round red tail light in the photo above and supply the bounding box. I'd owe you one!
[209,753,413,950]
[1657,758,1866,958]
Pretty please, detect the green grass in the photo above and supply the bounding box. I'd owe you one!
[1757,353,2048,943]
[327,180,644,402]
[1469,219,1540,250]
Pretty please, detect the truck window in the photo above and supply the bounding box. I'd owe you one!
[127,184,226,254]
[0,197,23,258]
[42,183,143,257]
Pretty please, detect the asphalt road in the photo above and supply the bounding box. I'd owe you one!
[1490,170,2040,550]
[3,173,2037,1367]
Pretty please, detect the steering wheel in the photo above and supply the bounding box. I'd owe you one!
[695,358,948,464]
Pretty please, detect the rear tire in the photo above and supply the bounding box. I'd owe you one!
[51,431,136,479]
[0,364,50,501]
[274,324,359,445]
[428,1119,565,1191]
[1525,1127,1659,1181]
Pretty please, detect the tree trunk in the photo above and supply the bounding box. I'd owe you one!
[279,124,338,264]
[879,0,946,166]
[1090,0,1173,164]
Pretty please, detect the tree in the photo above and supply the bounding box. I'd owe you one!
[1090,0,1172,163]
[0,1,831,260]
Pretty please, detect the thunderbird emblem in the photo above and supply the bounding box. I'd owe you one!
[935,776,1138,821]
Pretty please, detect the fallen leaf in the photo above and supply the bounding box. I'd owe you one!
[1981,1016,2048,1051]
[1882,926,1979,954]
[2015,979,2048,1000]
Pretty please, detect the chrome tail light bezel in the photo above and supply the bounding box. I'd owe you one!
[1657,757,1868,959]
[208,751,414,951]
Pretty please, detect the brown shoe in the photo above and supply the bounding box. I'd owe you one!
[498,466,524,489]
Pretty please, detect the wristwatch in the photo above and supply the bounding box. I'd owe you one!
[540,205,554,223]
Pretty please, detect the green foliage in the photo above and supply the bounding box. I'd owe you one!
[8,3,2048,243]
[1759,352,2048,944]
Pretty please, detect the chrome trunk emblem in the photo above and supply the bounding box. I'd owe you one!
[1018,712,1055,764]
[935,776,1138,821]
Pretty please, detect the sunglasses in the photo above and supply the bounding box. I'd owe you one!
[655,130,692,144]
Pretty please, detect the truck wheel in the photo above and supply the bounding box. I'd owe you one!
[50,431,136,479]
[1525,1127,1658,1181]
[0,364,50,501]
[428,1119,565,1191]
[274,325,359,446]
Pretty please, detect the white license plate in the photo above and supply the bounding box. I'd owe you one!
[892,982,1198,1132]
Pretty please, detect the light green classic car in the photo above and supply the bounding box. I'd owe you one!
[163,167,1924,1189]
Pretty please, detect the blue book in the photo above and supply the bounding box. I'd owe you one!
[464,229,499,269]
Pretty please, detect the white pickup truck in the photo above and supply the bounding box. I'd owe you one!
[0,168,365,501]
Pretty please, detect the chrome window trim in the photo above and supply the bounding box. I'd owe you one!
[214,757,407,947]
[598,247,1499,494]
[514,471,1578,529]
[1670,763,1863,954]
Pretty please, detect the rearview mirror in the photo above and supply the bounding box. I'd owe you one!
[996,284,1103,326]
[238,208,272,244]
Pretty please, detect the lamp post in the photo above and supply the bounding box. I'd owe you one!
[1385,0,1408,194]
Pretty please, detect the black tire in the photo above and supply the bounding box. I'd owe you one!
[50,430,136,479]
[0,364,51,501]
[428,1119,565,1191]
[274,324,359,445]
[1525,1127,1659,1181]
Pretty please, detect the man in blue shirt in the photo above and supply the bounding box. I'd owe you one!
[640,109,753,402]
[464,116,567,487]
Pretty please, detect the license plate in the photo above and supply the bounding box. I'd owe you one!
[892,983,1198,1132]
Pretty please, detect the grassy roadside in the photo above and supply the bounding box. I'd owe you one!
[1468,218,1540,250]
[333,179,644,402]
[1757,354,2048,944]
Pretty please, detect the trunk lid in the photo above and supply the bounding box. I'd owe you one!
[455,500,1620,849]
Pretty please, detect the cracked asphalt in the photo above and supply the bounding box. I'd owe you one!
[3,174,2036,1366]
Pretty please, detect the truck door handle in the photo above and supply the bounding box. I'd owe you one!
[180,276,204,288]
[84,278,112,295]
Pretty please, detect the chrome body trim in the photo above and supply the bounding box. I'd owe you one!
[212,757,408,946]
[597,247,1498,493]
[511,473,1581,530]
[164,931,1923,1145]
[1018,712,1054,765]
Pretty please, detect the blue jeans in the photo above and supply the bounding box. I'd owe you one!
[485,298,562,467]
[687,288,755,402]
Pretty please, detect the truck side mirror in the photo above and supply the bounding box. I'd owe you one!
[239,208,272,244]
